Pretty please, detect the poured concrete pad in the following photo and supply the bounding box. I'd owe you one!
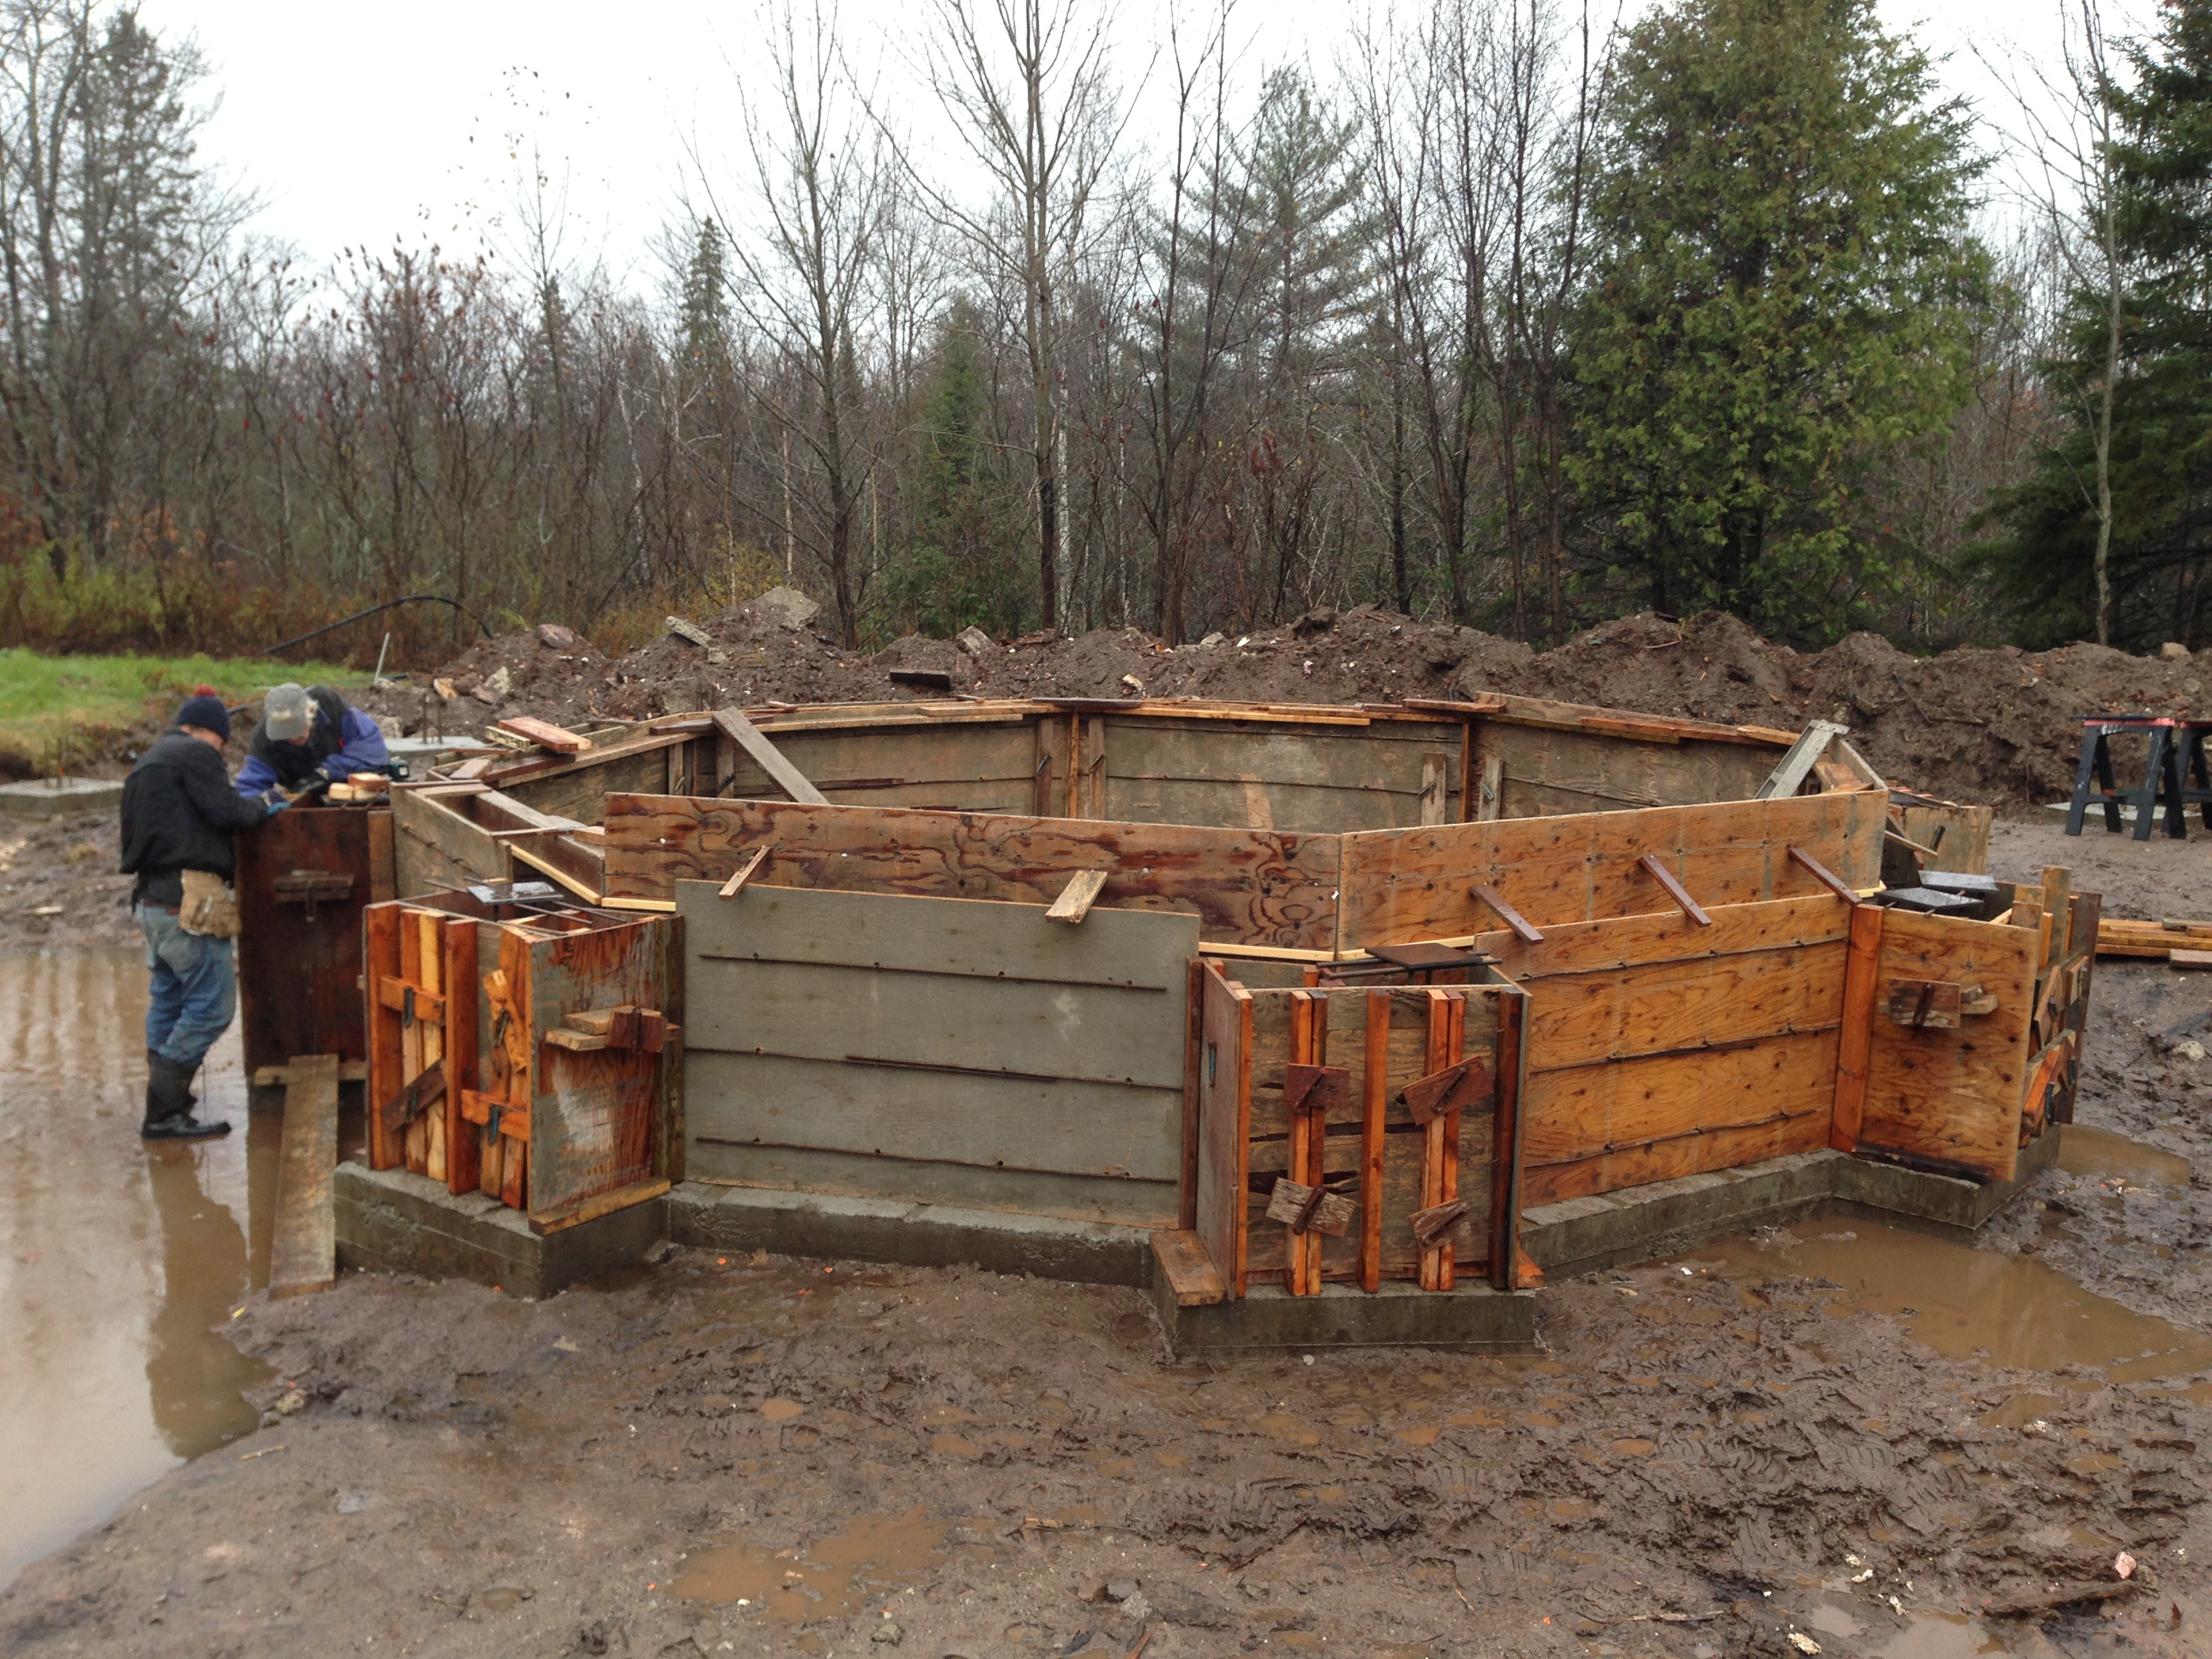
[668,1183,1153,1286]
[0,776,122,817]
[335,1161,665,1299]
[1522,1133,2064,1282]
[1151,1278,1537,1357]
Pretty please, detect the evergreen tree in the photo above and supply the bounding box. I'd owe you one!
[678,219,733,379]
[1571,0,1988,640]
[1982,1,2212,651]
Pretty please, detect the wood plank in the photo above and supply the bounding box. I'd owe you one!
[1335,787,1885,947]
[1522,1110,1832,1206]
[1151,1228,1229,1305]
[1755,720,1849,800]
[364,905,403,1169]
[268,1054,340,1298]
[1523,943,1847,1071]
[501,744,674,826]
[1474,893,1852,981]
[1180,958,1204,1229]
[497,714,590,754]
[1830,901,1885,1152]
[1521,1028,1841,1175]
[718,846,771,898]
[686,1141,1177,1226]
[1361,989,1387,1290]
[529,1177,672,1235]
[1197,968,1253,1292]
[605,795,1343,951]
[1048,867,1111,924]
[443,918,481,1196]
[529,919,664,1217]
[366,809,396,903]
[1858,909,2036,1182]
[711,705,830,805]
[391,785,507,886]
[1489,985,1527,1289]
[1035,714,1067,817]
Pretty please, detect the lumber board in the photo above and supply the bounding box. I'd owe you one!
[687,1051,1184,1181]
[1196,968,1253,1291]
[501,743,676,826]
[1335,787,1885,947]
[1830,900,1885,1153]
[1152,1229,1229,1305]
[364,905,404,1168]
[712,706,830,805]
[1897,800,1992,875]
[366,809,396,903]
[1520,1027,1841,1174]
[497,714,590,753]
[1857,909,2036,1182]
[1523,943,1847,1071]
[529,1177,672,1235]
[605,794,1342,951]
[392,823,497,899]
[687,1141,1178,1226]
[1755,720,1849,800]
[528,918,665,1218]
[392,786,508,888]
[1466,892,1851,981]
[1048,867,1110,923]
[269,1054,340,1298]
[1100,717,1458,834]
[1522,1109,1833,1206]
[718,721,1036,809]
[2097,918,2212,958]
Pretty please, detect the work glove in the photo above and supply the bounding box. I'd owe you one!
[258,789,289,817]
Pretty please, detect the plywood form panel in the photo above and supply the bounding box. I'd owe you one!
[528,918,666,1218]
[1897,802,1993,875]
[235,805,377,1072]
[392,787,508,887]
[1473,893,1853,981]
[607,794,1340,951]
[1524,943,1847,1070]
[680,881,1197,1217]
[1336,787,1884,947]
[1856,909,2036,1182]
[1525,1112,1834,1206]
[1102,718,1463,833]
[685,1138,1178,1225]
[1195,968,1253,1289]
[718,721,1038,814]
[1473,723,1779,817]
[502,743,681,826]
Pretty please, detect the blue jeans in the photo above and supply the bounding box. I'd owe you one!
[138,903,237,1069]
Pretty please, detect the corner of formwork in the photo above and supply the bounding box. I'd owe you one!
[334,1160,670,1300]
[1147,1274,1540,1358]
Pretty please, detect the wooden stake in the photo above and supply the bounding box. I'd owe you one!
[1830,901,1885,1151]
[1360,989,1388,1293]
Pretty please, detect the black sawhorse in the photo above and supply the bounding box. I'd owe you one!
[2066,716,2212,839]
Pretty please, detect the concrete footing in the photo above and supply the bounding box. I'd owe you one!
[1151,1278,1538,1356]
[1522,1130,2062,1280]
[334,1162,665,1300]
[0,776,123,817]
[665,1183,1155,1286]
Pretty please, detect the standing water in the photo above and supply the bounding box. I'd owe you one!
[0,949,277,1584]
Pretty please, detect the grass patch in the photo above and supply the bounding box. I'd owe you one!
[0,649,357,774]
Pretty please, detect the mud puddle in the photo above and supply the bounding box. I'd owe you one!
[0,949,327,1584]
[1683,1218,2212,1382]
[2057,1122,2192,1189]
[669,1508,957,1620]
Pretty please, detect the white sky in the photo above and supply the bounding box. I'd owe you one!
[137,0,2158,297]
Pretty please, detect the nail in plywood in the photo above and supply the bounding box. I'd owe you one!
[269,1053,339,1298]
[1047,867,1111,924]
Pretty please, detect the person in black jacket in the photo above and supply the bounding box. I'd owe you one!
[118,693,284,1140]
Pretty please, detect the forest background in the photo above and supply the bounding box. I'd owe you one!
[0,0,2205,668]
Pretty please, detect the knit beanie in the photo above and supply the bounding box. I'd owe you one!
[174,694,232,741]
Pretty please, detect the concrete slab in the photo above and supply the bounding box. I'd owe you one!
[1523,1133,2063,1280]
[668,1183,1154,1286]
[0,777,122,818]
[334,1160,665,1299]
[1150,1278,1538,1357]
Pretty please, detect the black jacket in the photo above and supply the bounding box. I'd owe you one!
[246,685,353,792]
[119,731,268,907]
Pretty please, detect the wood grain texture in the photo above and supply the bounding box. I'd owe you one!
[1830,900,1885,1153]
[269,1054,339,1298]
[1196,968,1253,1291]
[687,1139,1180,1226]
[1100,716,1462,833]
[392,786,507,886]
[529,917,667,1219]
[1523,943,1847,1071]
[442,917,482,1196]
[1335,787,1885,947]
[604,794,1342,950]
[1856,909,2036,1181]
[1152,1229,1229,1305]
[364,904,403,1170]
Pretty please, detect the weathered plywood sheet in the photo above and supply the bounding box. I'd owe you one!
[392,787,507,892]
[1473,721,1782,817]
[268,1053,338,1298]
[529,918,666,1218]
[721,720,1038,815]
[1856,909,2035,1181]
[1102,717,1462,834]
[1337,787,1884,946]
[607,795,1340,951]
[1195,968,1252,1288]
[1898,801,1992,876]
[504,743,680,826]
[680,882,1197,1222]
[684,1139,1177,1225]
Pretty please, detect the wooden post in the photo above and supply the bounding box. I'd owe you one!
[1419,751,1451,825]
[365,904,403,1170]
[443,918,481,1197]
[1360,989,1389,1292]
[1830,901,1886,1152]
[1180,958,1204,1231]
[1488,985,1527,1291]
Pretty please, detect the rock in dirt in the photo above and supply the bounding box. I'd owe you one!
[535,623,578,649]
[750,585,820,631]
[956,626,994,657]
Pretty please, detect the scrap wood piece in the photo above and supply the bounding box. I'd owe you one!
[544,1026,609,1052]
[665,615,713,647]
[563,1006,630,1037]
[1887,979,1963,1030]
[1398,1056,1489,1126]
[1409,1199,1471,1246]
[718,846,771,899]
[270,1054,340,1298]
[1046,867,1111,924]
[1150,1229,1228,1307]
[1637,855,1713,926]
[1471,883,1543,943]
[529,1177,674,1237]
[376,1057,445,1134]
[711,705,830,806]
[1281,1062,1351,1116]
[495,715,590,754]
[1265,1178,1356,1237]
[1787,845,1860,904]
[1755,718,1850,800]
[2173,949,2212,969]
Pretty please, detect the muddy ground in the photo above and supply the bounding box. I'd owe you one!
[1,823,2209,1657]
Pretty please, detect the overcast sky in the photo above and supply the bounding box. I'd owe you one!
[135,0,2158,296]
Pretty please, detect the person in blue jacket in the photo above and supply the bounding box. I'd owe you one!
[233,682,390,798]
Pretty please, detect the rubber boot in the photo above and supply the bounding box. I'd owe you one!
[141,1053,230,1141]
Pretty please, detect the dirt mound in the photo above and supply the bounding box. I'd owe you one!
[396,605,2204,811]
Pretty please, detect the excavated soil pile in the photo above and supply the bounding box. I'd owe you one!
[373,605,2203,812]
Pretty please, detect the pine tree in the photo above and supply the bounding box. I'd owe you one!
[678,219,733,382]
[1571,0,1988,641]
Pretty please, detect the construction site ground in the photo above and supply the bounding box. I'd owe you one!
[0,821,2208,1658]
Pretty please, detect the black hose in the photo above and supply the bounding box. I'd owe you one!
[262,595,495,658]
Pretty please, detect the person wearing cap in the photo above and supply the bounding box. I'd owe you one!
[118,694,287,1141]
[233,682,390,799]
